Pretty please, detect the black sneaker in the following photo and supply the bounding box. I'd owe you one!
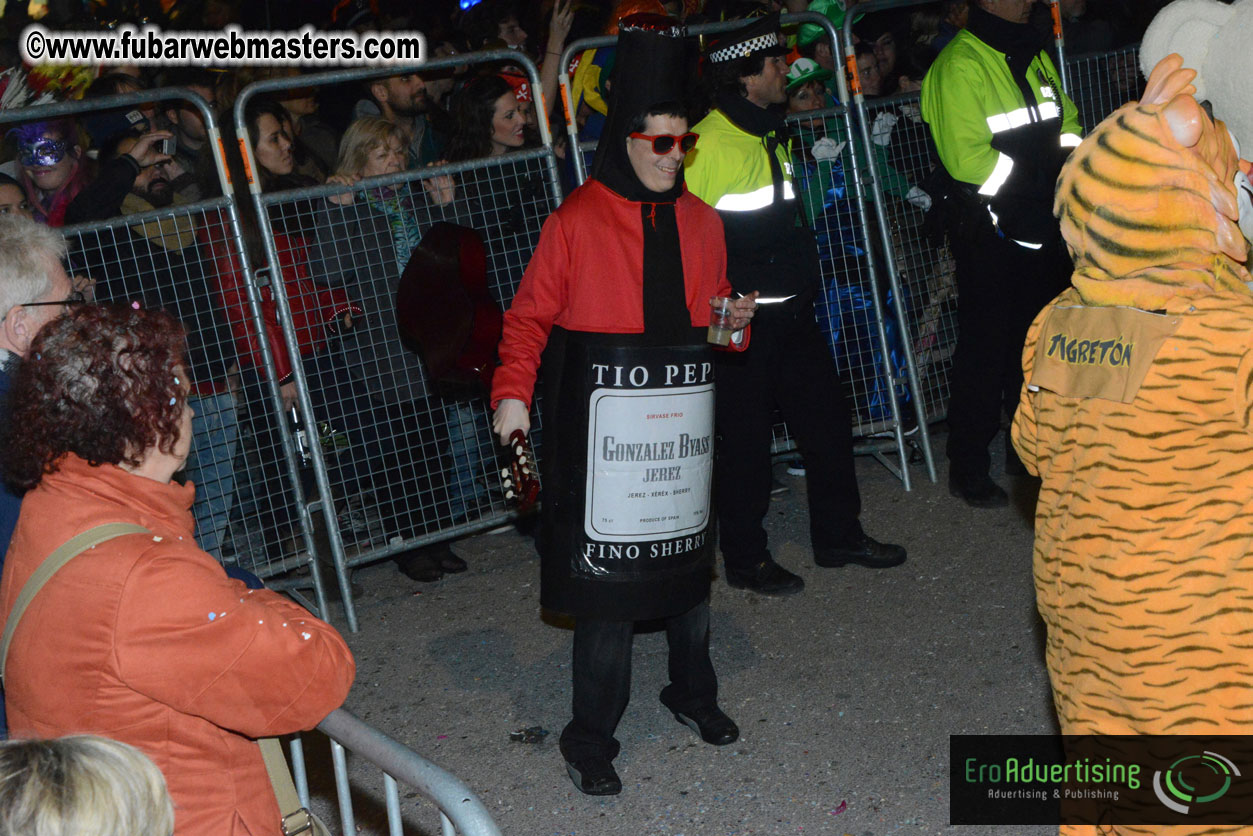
[565,756,622,796]
[948,472,1009,508]
[725,560,805,595]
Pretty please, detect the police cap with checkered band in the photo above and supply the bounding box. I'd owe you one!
[706,13,789,64]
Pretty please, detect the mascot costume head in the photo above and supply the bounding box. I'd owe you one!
[1052,0,1253,310]
[1139,0,1253,154]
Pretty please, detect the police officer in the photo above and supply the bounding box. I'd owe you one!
[921,0,1081,506]
[685,14,906,597]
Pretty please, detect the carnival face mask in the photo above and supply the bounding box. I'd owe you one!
[17,136,68,168]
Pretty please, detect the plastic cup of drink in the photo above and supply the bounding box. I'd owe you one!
[708,297,734,346]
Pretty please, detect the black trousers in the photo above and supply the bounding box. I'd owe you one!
[714,305,862,573]
[559,600,717,762]
[236,352,371,539]
[237,355,451,546]
[946,231,1072,480]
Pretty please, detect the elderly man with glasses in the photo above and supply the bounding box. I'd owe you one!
[0,214,79,558]
[0,213,81,739]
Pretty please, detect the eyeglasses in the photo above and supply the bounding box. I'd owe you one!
[629,132,699,155]
[22,290,86,309]
[2,289,86,324]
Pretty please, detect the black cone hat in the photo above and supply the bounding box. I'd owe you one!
[591,13,688,202]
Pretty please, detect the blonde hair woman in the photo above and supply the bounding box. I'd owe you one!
[310,116,471,582]
[0,735,174,836]
[332,117,406,183]
[327,116,453,209]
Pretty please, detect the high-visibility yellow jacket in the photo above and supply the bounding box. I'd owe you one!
[685,107,818,300]
[686,108,795,214]
[921,29,1082,198]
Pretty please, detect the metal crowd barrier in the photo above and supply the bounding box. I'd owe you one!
[288,708,501,836]
[838,89,958,438]
[0,89,334,619]
[235,51,563,631]
[10,15,1145,635]
[558,11,937,487]
[786,106,934,443]
[9,94,504,821]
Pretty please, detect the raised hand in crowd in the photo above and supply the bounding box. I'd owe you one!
[539,0,576,121]
[279,379,298,410]
[161,154,189,184]
[421,160,456,205]
[70,273,95,302]
[327,163,454,207]
[326,172,358,205]
[548,0,575,50]
[123,130,174,169]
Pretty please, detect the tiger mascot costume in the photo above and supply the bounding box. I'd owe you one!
[1011,50,1253,834]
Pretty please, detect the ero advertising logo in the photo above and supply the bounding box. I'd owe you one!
[1152,751,1241,815]
[962,754,1140,802]
[950,735,1253,826]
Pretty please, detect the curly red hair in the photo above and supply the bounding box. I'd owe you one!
[5,304,187,491]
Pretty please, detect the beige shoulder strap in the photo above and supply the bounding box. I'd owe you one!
[0,522,150,682]
[260,736,330,836]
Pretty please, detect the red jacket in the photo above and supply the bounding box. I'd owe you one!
[492,179,741,407]
[200,213,360,382]
[1,455,356,836]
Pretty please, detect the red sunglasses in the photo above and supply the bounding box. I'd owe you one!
[629,131,699,155]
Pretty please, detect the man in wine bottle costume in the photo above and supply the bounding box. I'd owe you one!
[491,14,757,797]
[684,14,907,597]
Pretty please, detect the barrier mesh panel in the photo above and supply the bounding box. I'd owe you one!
[787,102,934,436]
[258,153,556,571]
[842,93,956,427]
[1067,46,1144,135]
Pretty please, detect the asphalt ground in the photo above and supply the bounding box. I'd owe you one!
[304,428,1058,836]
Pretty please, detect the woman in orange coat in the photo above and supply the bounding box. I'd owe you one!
[0,304,355,836]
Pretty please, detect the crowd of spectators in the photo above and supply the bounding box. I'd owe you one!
[0,0,1175,828]
[0,0,1168,440]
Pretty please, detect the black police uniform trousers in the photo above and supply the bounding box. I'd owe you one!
[946,228,1072,481]
[714,304,863,573]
